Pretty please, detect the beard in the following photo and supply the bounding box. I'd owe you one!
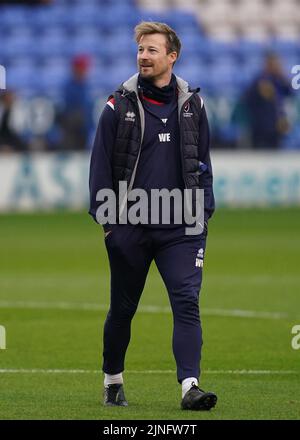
[138,64,168,82]
[139,65,154,78]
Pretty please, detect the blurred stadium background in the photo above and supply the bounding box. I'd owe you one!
[1,0,300,420]
[1,0,300,153]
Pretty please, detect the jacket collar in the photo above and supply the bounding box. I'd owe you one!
[121,73,199,116]
[120,73,202,144]
[122,73,200,99]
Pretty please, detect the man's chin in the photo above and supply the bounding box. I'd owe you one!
[139,71,155,81]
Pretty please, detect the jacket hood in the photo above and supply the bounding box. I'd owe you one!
[121,73,201,114]
[122,73,197,94]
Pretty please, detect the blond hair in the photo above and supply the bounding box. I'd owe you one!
[134,21,181,62]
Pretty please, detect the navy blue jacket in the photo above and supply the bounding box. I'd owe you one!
[89,75,215,230]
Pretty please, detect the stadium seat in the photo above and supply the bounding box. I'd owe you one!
[38,63,70,90]
[39,26,70,39]
[235,39,266,57]
[1,34,36,57]
[271,39,299,55]
[175,60,211,90]
[102,33,137,59]
[26,5,70,27]
[179,32,205,57]
[34,34,71,58]
[67,4,104,26]
[68,35,102,57]
[105,5,142,28]
[164,10,201,31]
[201,39,238,60]
[1,0,299,150]
[6,65,34,90]
[0,5,29,26]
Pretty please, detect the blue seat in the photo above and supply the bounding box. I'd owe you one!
[102,33,136,58]
[102,5,142,28]
[208,59,240,92]
[39,26,69,39]
[175,60,209,88]
[6,56,36,72]
[107,25,133,40]
[138,9,200,31]
[271,39,299,56]
[0,5,29,26]
[1,34,36,57]
[87,64,106,89]
[236,39,267,58]
[35,34,71,57]
[41,70,69,90]
[164,10,201,33]
[63,0,101,5]
[72,25,101,40]
[42,57,70,76]
[87,70,113,91]
[68,4,110,26]
[179,33,205,57]
[204,40,238,59]
[241,55,264,77]
[4,25,34,41]
[6,65,34,90]
[92,64,136,90]
[99,0,136,7]
[112,57,136,79]
[25,5,70,27]
[69,35,102,57]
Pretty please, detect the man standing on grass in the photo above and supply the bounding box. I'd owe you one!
[89,21,217,410]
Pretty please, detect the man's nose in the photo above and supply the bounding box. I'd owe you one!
[138,50,149,60]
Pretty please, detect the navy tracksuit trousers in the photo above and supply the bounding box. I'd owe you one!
[103,224,206,383]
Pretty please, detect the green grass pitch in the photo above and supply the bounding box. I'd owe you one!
[0,208,300,420]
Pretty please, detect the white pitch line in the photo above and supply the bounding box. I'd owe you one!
[0,369,298,375]
[0,300,290,320]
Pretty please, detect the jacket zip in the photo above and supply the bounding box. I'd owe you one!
[120,90,197,217]
[118,92,144,218]
[179,94,196,190]
[127,94,144,192]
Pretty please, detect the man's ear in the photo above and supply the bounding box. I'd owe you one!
[169,51,178,65]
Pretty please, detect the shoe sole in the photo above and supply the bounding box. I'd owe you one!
[104,401,128,407]
[182,393,217,411]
